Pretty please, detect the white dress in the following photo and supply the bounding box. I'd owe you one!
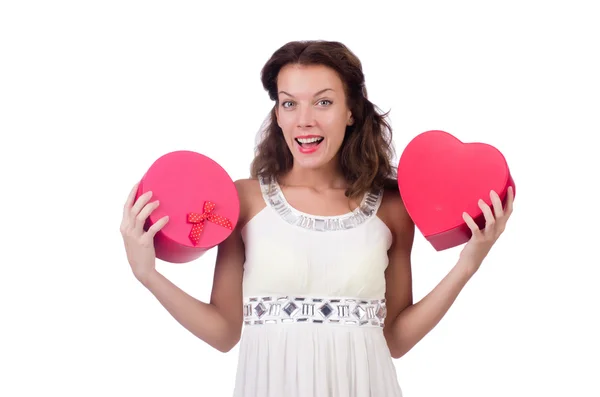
[233,175,403,397]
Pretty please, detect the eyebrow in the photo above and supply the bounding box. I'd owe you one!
[277,88,334,98]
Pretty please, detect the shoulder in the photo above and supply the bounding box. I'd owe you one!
[377,186,415,248]
[234,178,261,197]
[234,178,266,229]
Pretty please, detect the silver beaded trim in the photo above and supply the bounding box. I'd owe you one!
[258,175,383,232]
[243,296,387,327]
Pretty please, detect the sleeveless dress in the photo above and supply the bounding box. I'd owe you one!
[233,175,403,397]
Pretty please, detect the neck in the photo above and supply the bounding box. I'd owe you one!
[281,160,345,191]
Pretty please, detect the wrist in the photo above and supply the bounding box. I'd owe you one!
[137,268,160,288]
[456,256,480,279]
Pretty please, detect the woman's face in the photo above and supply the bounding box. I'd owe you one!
[275,64,353,170]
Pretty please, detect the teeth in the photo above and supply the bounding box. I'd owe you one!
[297,137,323,144]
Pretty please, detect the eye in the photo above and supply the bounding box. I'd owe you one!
[317,99,332,106]
[281,101,294,108]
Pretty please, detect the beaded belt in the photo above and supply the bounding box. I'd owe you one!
[243,296,387,327]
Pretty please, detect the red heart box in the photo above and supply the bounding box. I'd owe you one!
[397,130,515,251]
[135,150,240,263]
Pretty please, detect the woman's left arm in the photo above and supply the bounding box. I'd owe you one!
[383,187,514,359]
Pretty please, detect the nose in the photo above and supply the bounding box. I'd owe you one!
[296,104,315,129]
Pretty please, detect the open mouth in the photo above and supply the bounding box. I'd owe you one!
[295,136,324,149]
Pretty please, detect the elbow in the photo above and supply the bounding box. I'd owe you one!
[390,345,412,359]
[193,327,240,353]
[216,346,232,353]
[214,329,241,353]
[389,347,405,360]
[386,334,409,359]
[385,328,407,359]
[216,339,239,353]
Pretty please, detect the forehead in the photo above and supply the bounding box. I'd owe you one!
[277,64,345,95]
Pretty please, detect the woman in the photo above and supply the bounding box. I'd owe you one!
[120,40,514,396]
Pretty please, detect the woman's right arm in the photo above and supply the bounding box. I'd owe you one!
[120,180,250,353]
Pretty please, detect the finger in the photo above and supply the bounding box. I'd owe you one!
[505,186,514,215]
[490,190,504,218]
[462,212,481,237]
[146,215,169,238]
[478,199,495,231]
[130,190,153,219]
[134,200,160,233]
[123,182,140,214]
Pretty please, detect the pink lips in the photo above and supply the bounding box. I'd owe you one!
[295,135,324,154]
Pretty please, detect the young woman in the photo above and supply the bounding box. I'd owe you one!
[120,40,514,396]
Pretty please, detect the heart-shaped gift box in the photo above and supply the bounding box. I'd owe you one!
[136,150,240,263]
[398,130,515,251]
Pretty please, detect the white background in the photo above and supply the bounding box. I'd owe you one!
[1,1,599,396]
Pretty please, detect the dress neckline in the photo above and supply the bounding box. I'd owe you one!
[258,174,383,232]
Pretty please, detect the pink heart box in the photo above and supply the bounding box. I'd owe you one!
[136,150,240,263]
[397,130,516,251]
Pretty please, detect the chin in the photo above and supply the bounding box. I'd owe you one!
[293,156,331,169]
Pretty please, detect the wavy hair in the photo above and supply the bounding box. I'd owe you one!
[250,40,397,198]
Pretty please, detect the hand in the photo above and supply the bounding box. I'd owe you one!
[120,183,169,284]
[459,186,514,274]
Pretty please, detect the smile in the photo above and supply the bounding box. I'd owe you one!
[295,136,324,145]
[294,136,324,154]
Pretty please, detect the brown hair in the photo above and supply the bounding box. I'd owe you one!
[250,40,397,198]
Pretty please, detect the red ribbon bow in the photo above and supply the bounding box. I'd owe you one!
[187,201,233,246]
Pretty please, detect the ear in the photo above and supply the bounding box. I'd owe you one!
[347,111,354,126]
